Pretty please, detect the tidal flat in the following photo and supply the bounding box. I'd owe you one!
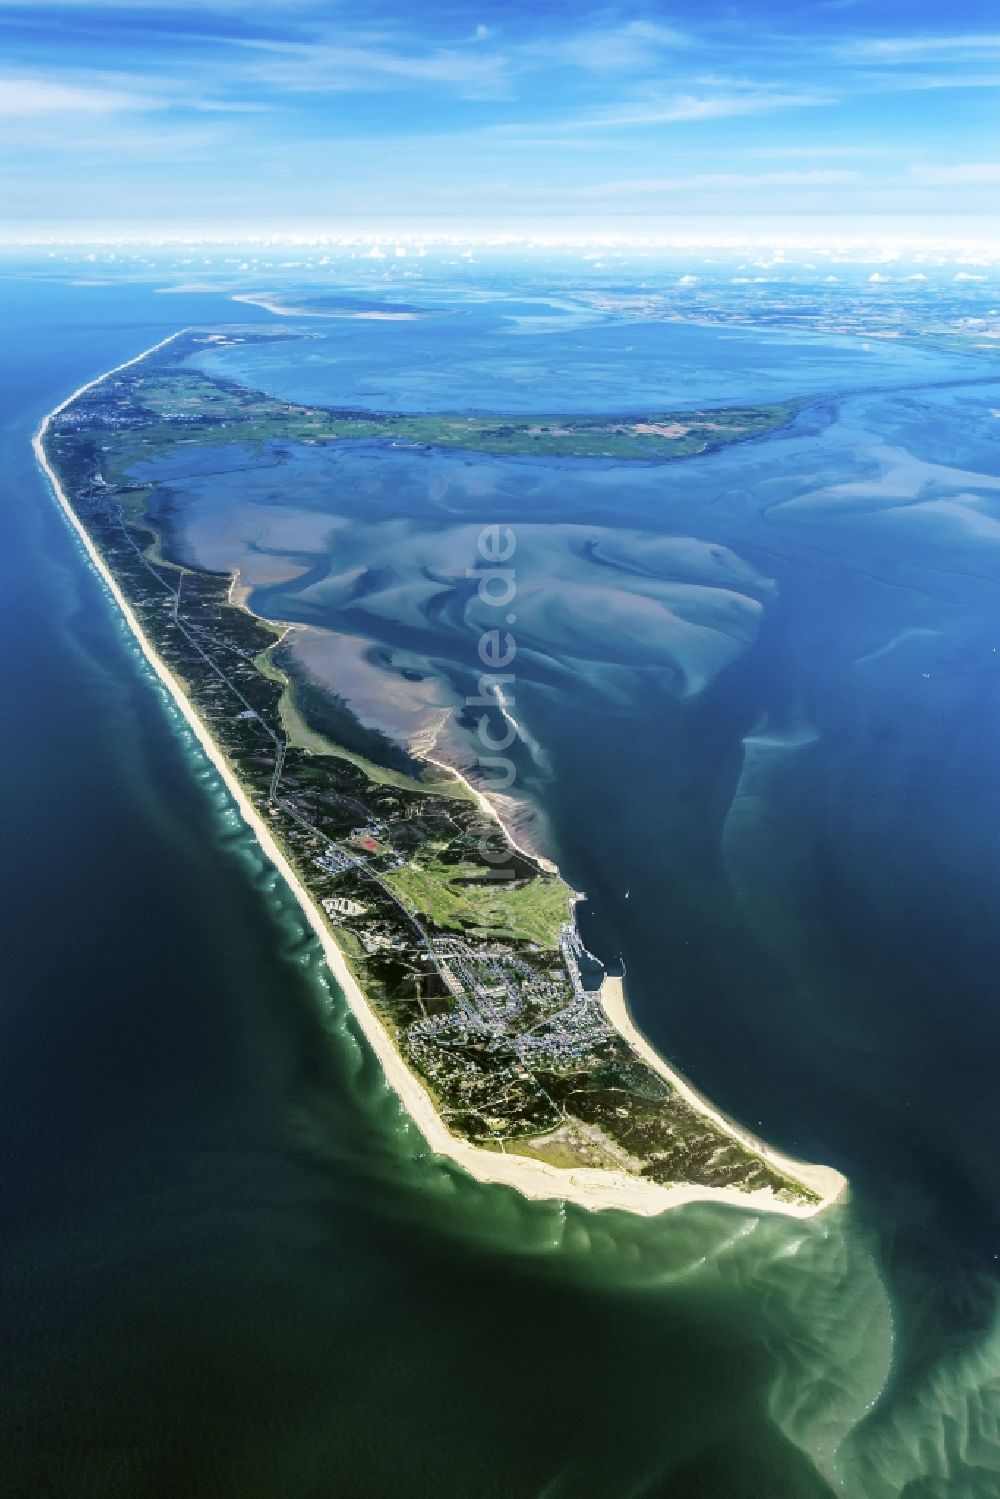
[7,267,1000,1497]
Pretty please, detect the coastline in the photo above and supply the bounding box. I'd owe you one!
[422,751,561,877]
[231,293,420,321]
[34,335,847,1222]
[598,978,845,1206]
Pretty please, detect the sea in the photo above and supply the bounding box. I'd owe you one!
[3,254,1000,1497]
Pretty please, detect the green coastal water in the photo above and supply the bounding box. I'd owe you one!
[3,267,1000,1497]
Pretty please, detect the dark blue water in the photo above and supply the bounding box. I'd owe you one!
[4,274,1000,1497]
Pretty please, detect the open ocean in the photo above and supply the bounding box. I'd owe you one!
[4,270,1000,1497]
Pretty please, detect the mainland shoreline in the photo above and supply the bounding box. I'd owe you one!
[34,334,847,1222]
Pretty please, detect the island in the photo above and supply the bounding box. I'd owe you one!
[109,329,797,460]
[35,327,845,1219]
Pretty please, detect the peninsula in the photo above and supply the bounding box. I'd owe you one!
[36,328,845,1219]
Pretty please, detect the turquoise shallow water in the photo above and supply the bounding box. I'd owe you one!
[3,271,1000,1497]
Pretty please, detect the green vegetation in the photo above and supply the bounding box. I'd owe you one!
[260,642,474,798]
[39,329,826,1208]
[534,1068,812,1199]
[382,850,572,947]
[116,365,797,465]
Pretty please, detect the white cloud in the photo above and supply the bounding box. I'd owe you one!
[545,91,834,131]
[236,18,688,100]
[497,170,857,202]
[240,39,513,99]
[540,21,687,72]
[910,162,1000,184]
[0,76,154,115]
[651,92,825,122]
[600,169,855,193]
[846,33,1000,60]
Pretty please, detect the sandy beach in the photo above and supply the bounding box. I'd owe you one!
[34,337,847,1222]
[231,293,419,320]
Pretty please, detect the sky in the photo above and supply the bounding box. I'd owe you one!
[1,0,999,236]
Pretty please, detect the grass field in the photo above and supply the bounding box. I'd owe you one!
[382,854,572,948]
[125,370,796,462]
